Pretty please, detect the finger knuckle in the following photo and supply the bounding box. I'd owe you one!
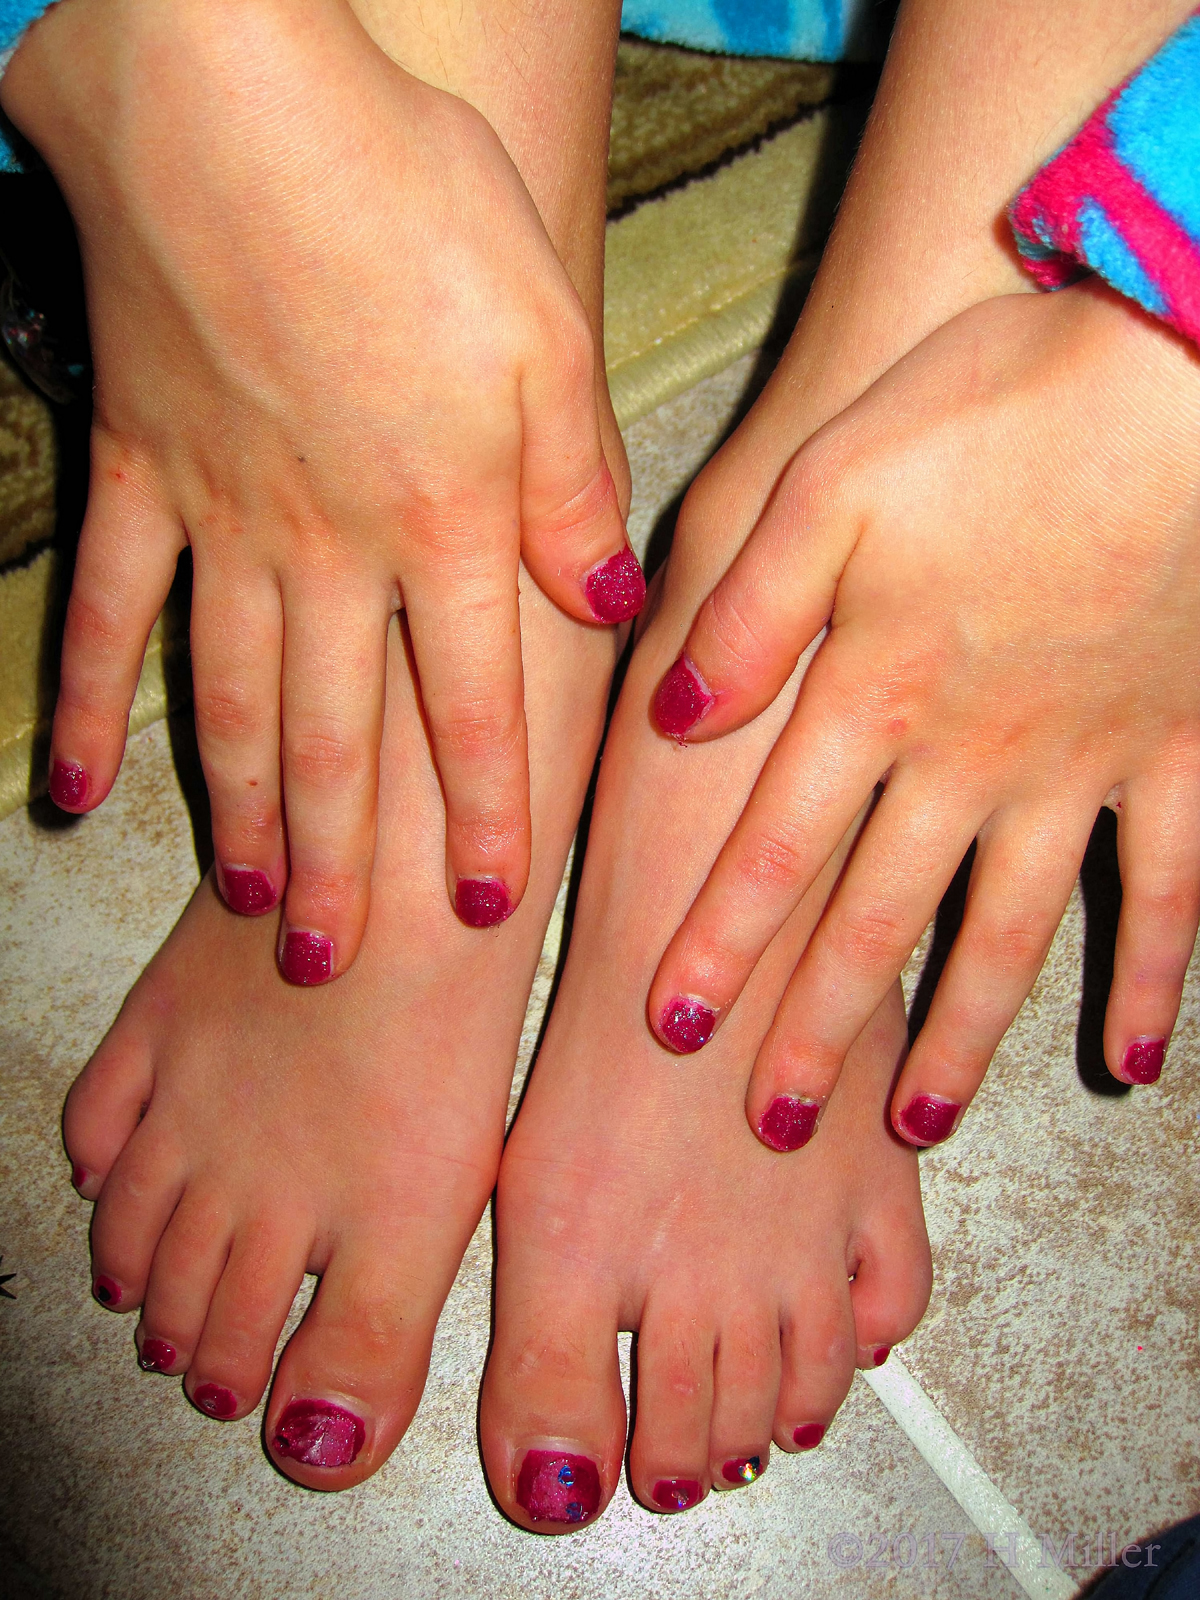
[705,583,771,678]
[964,914,1049,977]
[736,821,811,897]
[436,697,523,769]
[195,677,268,747]
[831,900,909,973]
[286,726,370,795]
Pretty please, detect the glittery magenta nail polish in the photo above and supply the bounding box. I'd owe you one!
[71,1164,89,1190]
[897,1093,961,1146]
[193,1383,238,1418]
[872,1346,890,1367]
[1121,1036,1165,1084]
[721,1456,763,1485]
[49,759,88,809]
[585,548,646,624]
[793,1423,825,1450]
[659,996,715,1054]
[455,877,513,928]
[273,1399,365,1467]
[220,866,277,916]
[758,1095,820,1152]
[279,930,333,985]
[652,1478,702,1511]
[653,657,714,740]
[515,1450,601,1524]
[138,1338,176,1373]
[93,1274,121,1307]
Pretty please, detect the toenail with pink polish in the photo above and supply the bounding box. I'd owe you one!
[93,1274,122,1307]
[793,1423,826,1450]
[1121,1036,1165,1084]
[515,1449,601,1524]
[897,1093,961,1146]
[71,1164,89,1190]
[721,1455,763,1486]
[192,1383,238,1418]
[138,1338,176,1373]
[653,656,714,740]
[659,996,716,1054]
[652,1478,702,1512]
[49,759,88,809]
[585,547,646,624]
[455,877,513,928]
[220,866,277,916]
[273,1399,365,1468]
[279,929,333,986]
[873,1346,891,1367]
[758,1095,821,1152]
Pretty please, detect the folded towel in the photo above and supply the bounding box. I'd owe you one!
[621,0,887,62]
[1010,9,1200,348]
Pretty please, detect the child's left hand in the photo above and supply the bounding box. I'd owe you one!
[647,282,1200,1146]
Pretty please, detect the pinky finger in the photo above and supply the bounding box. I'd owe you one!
[51,441,183,811]
[1104,776,1200,1086]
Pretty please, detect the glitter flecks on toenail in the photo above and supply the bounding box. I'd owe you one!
[584,547,646,624]
[721,1456,763,1486]
[220,866,278,916]
[279,929,334,986]
[49,759,88,809]
[793,1423,826,1450]
[93,1274,121,1307]
[1121,1036,1165,1084]
[653,656,714,741]
[138,1338,176,1373]
[192,1383,239,1418]
[515,1449,602,1524]
[455,877,513,928]
[758,1095,821,1152]
[652,1478,702,1512]
[896,1093,961,1146]
[659,996,716,1054]
[272,1399,365,1467]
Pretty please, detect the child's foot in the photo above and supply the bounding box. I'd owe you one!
[478,621,932,1528]
[64,584,615,1489]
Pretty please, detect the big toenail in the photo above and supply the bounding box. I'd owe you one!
[279,930,334,986]
[652,1478,702,1512]
[272,1399,365,1467]
[220,866,277,916]
[1121,1036,1165,1084]
[721,1456,763,1486]
[873,1347,891,1367]
[455,878,513,928]
[758,1095,821,1151]
[653,657,714,741]
[192,1383,238,1418]
[793,1424,826,1450]
[138,1338,176,1373]
[49,759,88,809]
[93,1275,122,1307]
[585,548,646,624]
[515,1450,602,1524]
[897,1093,961,1146]
[659,997,715,1054]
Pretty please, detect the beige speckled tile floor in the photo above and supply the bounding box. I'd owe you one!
[3,360,1197,1599]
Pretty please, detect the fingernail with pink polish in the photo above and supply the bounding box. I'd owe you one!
[516,1449,602,1524]
[659,996,716,1054]
[50,760,88,810]
[93,1274,122,1307]
[721,1455,763,1486]
[758,1095,821,1152]
[138,1338,177,1373]
[897,1093,961,1146]
[653,657,714,740]
[455,877,513,928]
[279,929,333,986]
[1121,1036,1165,1084]
[192,1383,238,1418]
[793,1423,825,1450]
[585,548,646,624]
[220,866,277,917]
[652,1478,702,1512]
[273,1399,365,1467]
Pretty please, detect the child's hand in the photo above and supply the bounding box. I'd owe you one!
[648,283,1200,1143]
[3,0,636,979]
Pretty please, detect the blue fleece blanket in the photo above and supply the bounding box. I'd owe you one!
[621,0,887,61]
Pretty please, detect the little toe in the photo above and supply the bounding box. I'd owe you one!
[707,1307,780,1491]
[774,1269,857,1452]
[480,1278,626,1532]
[87,1120,187,1313]
[848,1201,933,1370]
[627,1297,715,1513]
[186,1215,312,1422]
[63,1027,156,1201]
[134,1188,242,1378]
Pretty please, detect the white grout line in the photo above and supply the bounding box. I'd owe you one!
[861,1354,1077,1600]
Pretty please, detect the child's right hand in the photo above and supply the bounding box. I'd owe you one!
[2,0,637,980]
